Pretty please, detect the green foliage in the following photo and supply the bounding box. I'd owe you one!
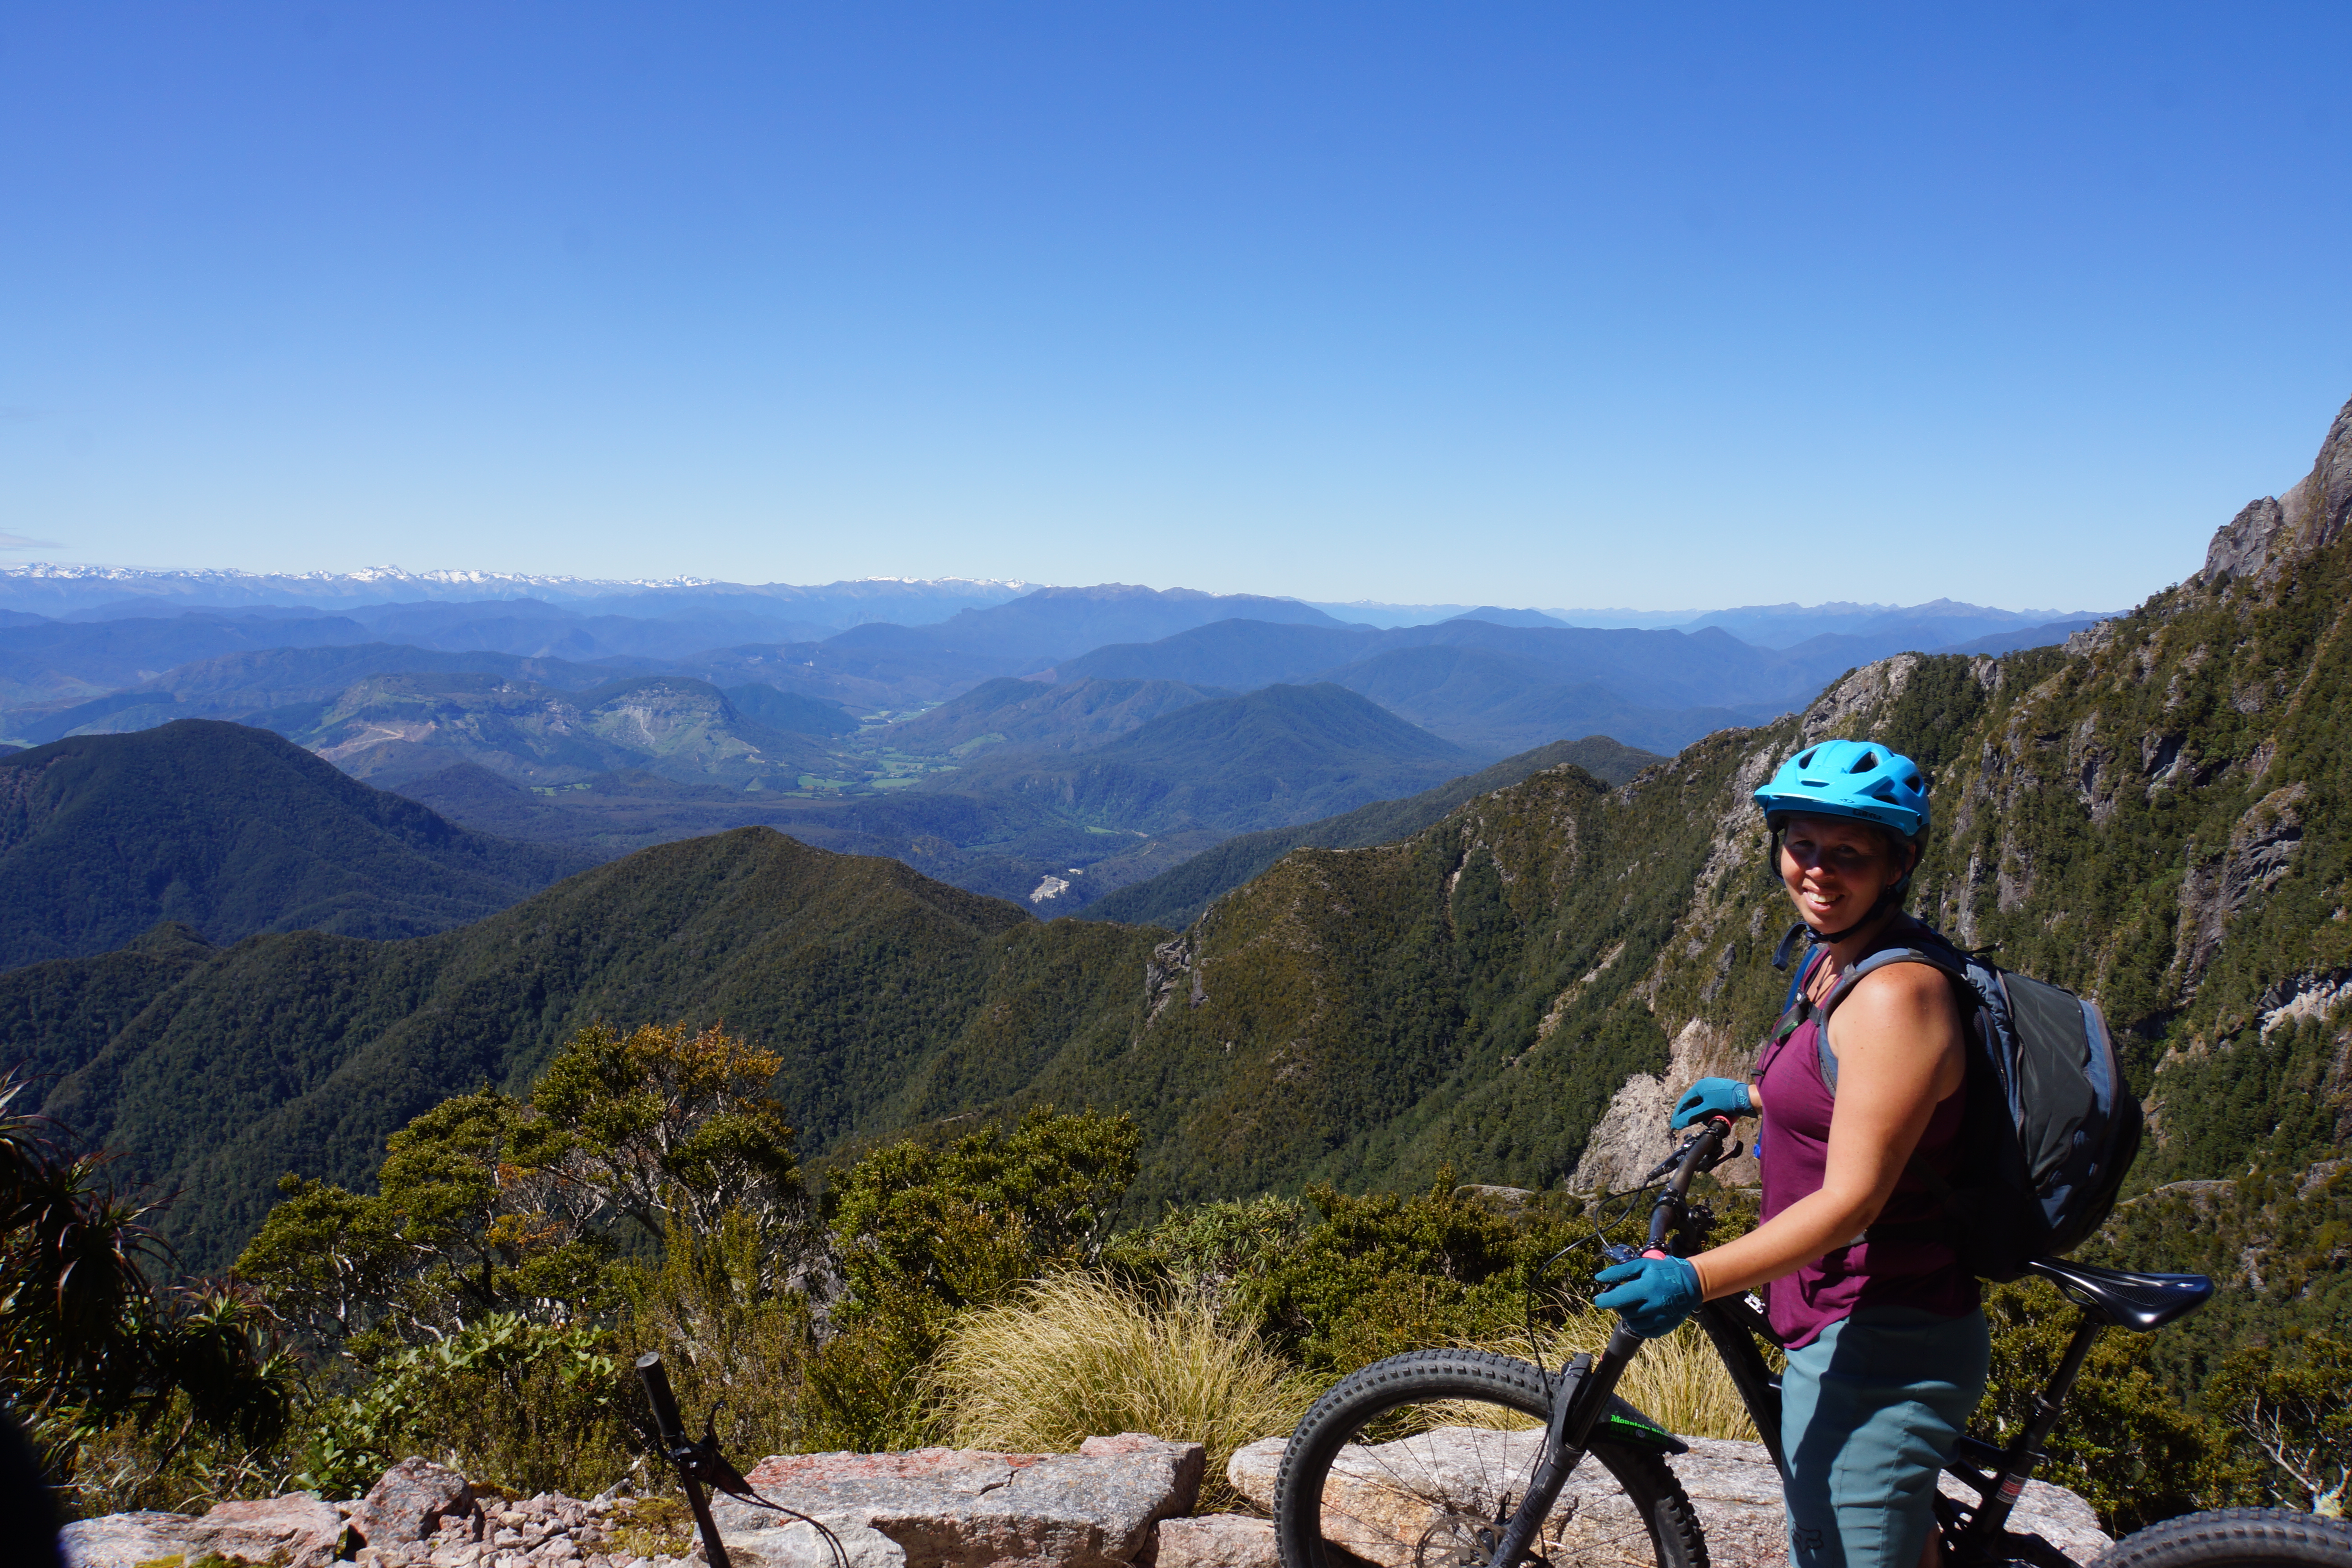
[2207,1333,2352,1514]
[302,1314,630,1500]
[0,1067,299,1517]
[805,1107,1142,1451]
[235,1087,616,1360]
[622,1207,812,1470]
[238,1020,803,1359]
[1981,1278,2246,1535]
[517,1020,803,1252]
[1236,1180,1588,1376]
[17,824,1084,1270]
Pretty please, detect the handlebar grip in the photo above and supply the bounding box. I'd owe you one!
[636,1352,686,1445]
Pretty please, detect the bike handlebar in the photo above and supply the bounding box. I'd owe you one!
[1644,1116,1733,1255]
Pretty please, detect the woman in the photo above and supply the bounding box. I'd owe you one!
[1592,739,1984,1568]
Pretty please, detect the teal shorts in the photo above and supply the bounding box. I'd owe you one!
[1780,1305,1992,1568]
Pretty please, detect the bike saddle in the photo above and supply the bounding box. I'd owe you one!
[2024,1257,2213,1332]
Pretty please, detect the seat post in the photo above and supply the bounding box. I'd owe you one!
[1963,1315,2103,1548]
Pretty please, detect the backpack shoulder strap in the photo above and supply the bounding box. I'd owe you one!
[1813,937,1983,1094]
[1813,946,1971,1024]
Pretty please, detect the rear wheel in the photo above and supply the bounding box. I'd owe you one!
[2093,1509,2352,1568]
[1274,1348,1706,1568]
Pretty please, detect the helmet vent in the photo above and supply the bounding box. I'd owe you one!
[1797,748,1820,769]
[1849,751,1880,773]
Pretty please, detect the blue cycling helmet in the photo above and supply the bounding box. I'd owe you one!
[1752,739,1930,842]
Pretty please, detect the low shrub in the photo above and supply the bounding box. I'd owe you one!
[303,1315,633,1500]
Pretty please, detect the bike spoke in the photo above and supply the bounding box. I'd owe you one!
[1314,1420,1661,1568]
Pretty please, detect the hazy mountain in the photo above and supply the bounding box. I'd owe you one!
[300,673,838,788]
[1926,617,2108,657]
[344,598,839,660]
[389,760,1205,910]
[720,684,862,737]
[0,721,588,970]
[883,676,1234,757]
[827,584,1356,665]
[1311,644,1774,754]
[938,683,1482,835]
[0,612,377,708]
[1056,617,1802,710]
[0,643,657,747]
[0,565,1034,623]
[1675,597,2110,650]
[1080,734,1663,930]
[1442,606,1573,628]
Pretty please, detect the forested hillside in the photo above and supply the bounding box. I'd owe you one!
[0,721,590,968]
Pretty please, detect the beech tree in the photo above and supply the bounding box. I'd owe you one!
[236,1021,803,1355]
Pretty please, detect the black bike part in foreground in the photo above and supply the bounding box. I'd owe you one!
[2093,1509,2352,1568]
[1274,1348,1706,1568]
[636,1352,733,1568]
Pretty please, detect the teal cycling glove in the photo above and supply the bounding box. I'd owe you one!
[1593,1255,1704,1338]
[1670,1077,1751,1130]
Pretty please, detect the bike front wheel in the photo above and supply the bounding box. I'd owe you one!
[2093,1508,2352,1568]
[1273,1348,1707,1568]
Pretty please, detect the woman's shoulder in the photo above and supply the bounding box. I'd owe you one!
[1846,957,1958,1005]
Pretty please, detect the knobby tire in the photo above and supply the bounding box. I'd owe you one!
[1274,1348,1707,1568]
[2094,1508,2352,1568]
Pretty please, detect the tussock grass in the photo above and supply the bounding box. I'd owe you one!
[931,1272,1317,1510]
[1460,1310,1763,1442]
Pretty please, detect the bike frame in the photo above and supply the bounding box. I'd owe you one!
[1493,1118,2112,1568]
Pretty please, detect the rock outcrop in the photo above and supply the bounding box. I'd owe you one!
[2198,396,2352,589]
[1227,1432,2109,1568]
[63,1437,1212,1568]
[710,1432,1204,1568]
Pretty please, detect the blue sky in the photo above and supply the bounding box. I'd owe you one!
[4,4,2347,610]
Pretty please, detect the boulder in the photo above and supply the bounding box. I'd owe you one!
[1154,1513,1280,1568]
[1227,1433,2112,1568]
[348,1457,483,1546]
[60,1511,200,1568]
[194,1493,350,1566]
[710,1432,1206,1568]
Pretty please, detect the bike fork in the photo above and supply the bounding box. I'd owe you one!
[1487,1327,1647,1567]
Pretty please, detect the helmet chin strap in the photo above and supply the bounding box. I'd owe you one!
[1808,885,1902,946]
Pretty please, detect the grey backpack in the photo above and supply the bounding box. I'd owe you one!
[1779,922,2144,1281]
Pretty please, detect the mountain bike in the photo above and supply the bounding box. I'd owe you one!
[1272,1116,2352,1568]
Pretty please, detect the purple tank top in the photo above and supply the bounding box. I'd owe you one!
[1755,946,1979,1349]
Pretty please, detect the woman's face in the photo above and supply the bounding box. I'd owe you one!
[1778,813,1916,933]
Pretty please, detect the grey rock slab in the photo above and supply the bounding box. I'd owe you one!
[711,1433,1205,1568]
[1232,1432,2110,1568]
[1154,1513,1279,1568]
[60,1511,200,1568]
[194,1492,350,1566]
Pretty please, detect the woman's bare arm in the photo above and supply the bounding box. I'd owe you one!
[1687,963,1963,1300]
